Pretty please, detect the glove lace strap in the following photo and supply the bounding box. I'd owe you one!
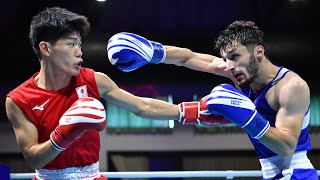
[241,110,257,128]
[50,136,65,151]
[242,110,270,139]
[178,103,183,122]
[150,41,166,64]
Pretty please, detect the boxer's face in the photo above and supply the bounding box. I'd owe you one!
[44,32,83,77]
[221,43,259,88]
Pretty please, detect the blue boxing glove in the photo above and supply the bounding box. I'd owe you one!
[107,32,166,72]
[206,84,270,139]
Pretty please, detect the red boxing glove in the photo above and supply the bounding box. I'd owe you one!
[50,97,106,151]
[178,95,231,126]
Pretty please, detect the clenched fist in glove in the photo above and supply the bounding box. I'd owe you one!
[107,32,166,72]
[50,97,106,151]
[179,95,231,126]
[206,84,270,139]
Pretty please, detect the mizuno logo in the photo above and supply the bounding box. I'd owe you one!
[32,99,50,111]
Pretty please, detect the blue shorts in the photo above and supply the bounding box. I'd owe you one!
[262,168,318,180]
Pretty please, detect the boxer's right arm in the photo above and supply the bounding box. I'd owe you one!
[5,97,60,169]
[5,97,106,168]
[50,97,106,151]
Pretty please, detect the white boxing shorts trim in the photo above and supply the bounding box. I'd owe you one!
[35,161,100,180]
[259,151,314,179]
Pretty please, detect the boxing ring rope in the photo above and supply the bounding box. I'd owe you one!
[9,170,320,179]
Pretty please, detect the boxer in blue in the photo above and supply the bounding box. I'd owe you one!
[107,20,318,179]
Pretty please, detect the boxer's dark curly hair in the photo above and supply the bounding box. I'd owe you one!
[29,7,91,58]
[215,20,265,52]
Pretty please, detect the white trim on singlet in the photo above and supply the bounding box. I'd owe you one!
[272,68,310,130]
[270,67,289,86]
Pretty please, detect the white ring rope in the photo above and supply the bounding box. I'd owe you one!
[9,170,320,179]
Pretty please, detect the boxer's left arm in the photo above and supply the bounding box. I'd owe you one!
[163,46,239,88]
[107,32,166,72]
[107,32,229,78]
[95,72,231,126]
[107,32,238,87]
[163,46,233,80]
[95,72,180,120]
[178,95,231,126]
[95,72,230,126]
